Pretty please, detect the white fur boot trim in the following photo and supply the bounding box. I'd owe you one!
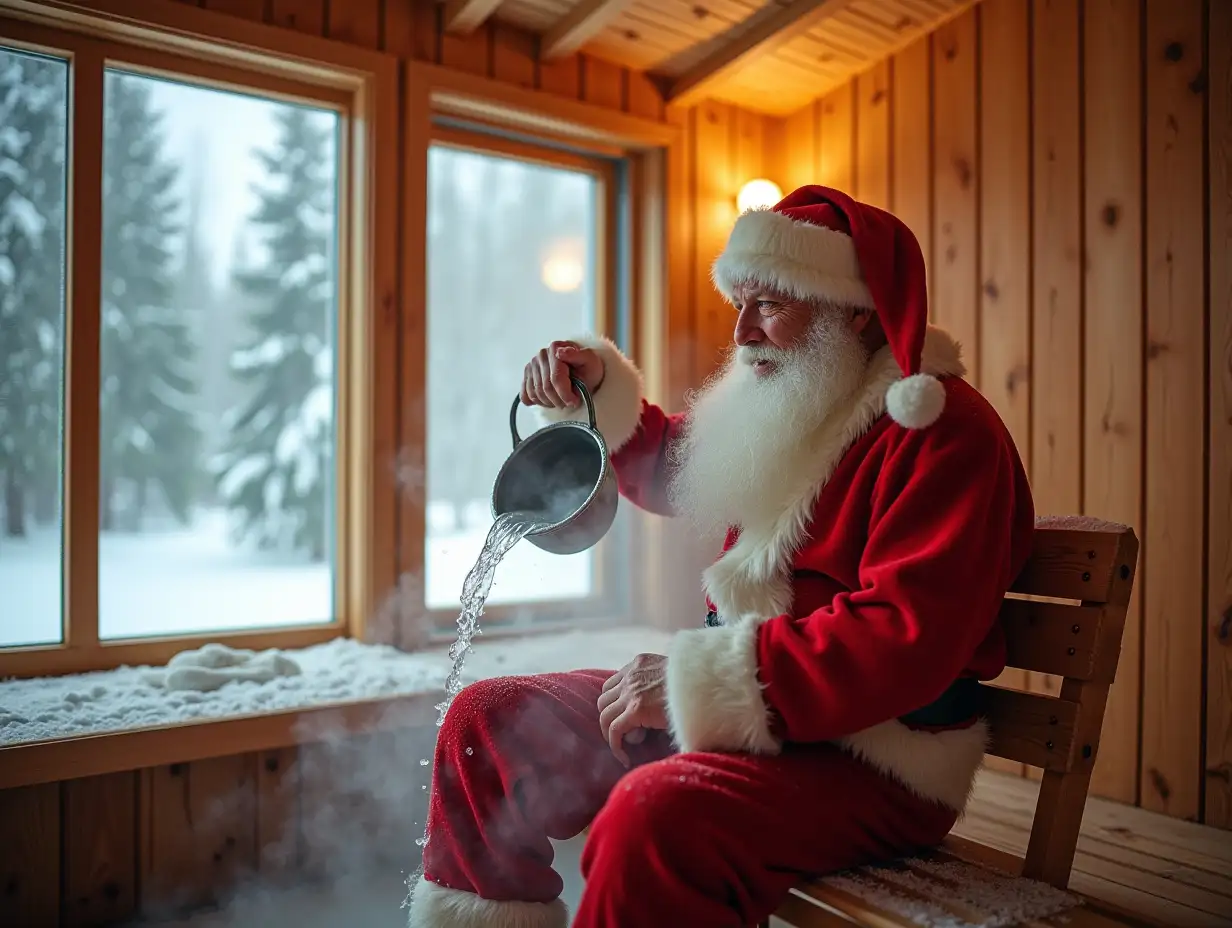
[406,875,569,928]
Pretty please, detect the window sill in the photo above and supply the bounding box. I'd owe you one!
[0,624,673,790]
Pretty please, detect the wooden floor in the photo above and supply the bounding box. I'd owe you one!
[955,769,1232,927]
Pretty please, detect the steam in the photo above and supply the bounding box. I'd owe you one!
[128,337,725,926]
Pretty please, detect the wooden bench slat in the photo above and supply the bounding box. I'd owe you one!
[937,838,1163,928]
[792,881,928,928]
[981,685,1083,772]
[1010,526,1130,603]
[792,853,1089,928]
[772,891,860,927]
[1001,600,1123,682]
[775,519,1143,928]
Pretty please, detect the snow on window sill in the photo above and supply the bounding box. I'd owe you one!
[0,625,673,789]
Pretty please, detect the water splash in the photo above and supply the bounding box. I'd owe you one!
[404,509,550,903]
[431,510,550,727]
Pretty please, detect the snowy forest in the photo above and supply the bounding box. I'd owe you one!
[0,48,601,645]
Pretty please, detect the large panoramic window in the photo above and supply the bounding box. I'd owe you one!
[0,14,382,678]
[423,132,630,629]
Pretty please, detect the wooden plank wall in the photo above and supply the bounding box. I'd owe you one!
[775,0,1230,829]
[0,730,437,926]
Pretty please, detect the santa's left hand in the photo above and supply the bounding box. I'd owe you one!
[598,653,669,767]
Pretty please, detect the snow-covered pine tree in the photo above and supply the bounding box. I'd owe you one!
[99,72,203,533]
[214,105,337,562]
[0,50,67,539]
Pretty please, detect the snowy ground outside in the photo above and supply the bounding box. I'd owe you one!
[0,502,592,647]
[0,625,672,746]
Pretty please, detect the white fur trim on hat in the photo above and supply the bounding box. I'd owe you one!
[407,875,568,928]
[885,372,947,429]
[711,208,875,309]
[533,334,645,453]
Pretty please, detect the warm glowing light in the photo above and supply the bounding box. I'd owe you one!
[737,178,783,213]
[540,239,585,293]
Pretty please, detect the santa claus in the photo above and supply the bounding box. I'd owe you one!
[406,184,1036,927]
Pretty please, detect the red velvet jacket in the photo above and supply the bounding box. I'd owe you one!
[538,326,1036,812]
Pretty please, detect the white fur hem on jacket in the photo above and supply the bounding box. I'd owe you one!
[407,875,568,928]
[533,334,644,453]
[665,624,989,813]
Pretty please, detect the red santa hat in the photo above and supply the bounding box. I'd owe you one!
[710,184,946,429]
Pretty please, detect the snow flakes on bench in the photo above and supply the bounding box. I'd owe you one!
[820,855,1083,927]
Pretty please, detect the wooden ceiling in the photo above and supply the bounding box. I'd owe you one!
[440,0,980,116]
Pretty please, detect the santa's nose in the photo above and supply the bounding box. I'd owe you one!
[733,307,764,346]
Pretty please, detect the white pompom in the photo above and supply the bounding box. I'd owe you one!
[886,373,946,429]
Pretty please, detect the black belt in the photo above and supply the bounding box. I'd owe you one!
[703,610,981,728]
[899,675,981,727]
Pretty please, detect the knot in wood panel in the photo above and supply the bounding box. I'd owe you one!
[1217,606,1232,644]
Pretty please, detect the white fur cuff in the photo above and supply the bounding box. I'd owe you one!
[407,875,568,928]
[534,334,645,453]
[665,623,781,755]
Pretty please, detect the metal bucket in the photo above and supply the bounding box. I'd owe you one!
[491,377,619,556]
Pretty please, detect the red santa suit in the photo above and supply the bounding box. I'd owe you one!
[407,185,1036,928]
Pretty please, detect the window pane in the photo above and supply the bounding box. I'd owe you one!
[0,48,68,648]
[424,146,602,610]
[98,70,340,640]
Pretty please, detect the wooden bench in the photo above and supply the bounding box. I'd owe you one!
[768,515,1143,928]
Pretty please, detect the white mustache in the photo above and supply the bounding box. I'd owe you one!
[734,344,789,365]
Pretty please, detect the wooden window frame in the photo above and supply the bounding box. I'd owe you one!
[0,0,400,679]
[419,124,629,638]
[394,63,685,649]
[0,7,682,786]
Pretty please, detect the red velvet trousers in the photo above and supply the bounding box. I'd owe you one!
[417,670,957,927]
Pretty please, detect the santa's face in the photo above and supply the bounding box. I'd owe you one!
[730,282,816,377]
[667,285,873,534]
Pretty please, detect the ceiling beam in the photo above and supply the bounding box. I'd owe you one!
[442,0,504,35]
[661,0,859,107]
[541,0,639,60]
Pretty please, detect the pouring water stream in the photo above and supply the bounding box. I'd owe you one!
[404,378,614,907]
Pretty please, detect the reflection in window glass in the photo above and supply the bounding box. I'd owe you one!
[424,145,600,610]
[0,48,68,648]
[98,70,340,640]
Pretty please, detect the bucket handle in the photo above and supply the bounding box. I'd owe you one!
[510,376,598,449]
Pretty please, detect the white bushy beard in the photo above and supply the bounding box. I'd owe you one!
[666,308,871,536]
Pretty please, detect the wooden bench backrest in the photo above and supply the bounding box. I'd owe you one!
[978,515,1140,889]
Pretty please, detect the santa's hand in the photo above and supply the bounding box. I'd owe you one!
[521,340,605,410]
[597,653,669,767]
